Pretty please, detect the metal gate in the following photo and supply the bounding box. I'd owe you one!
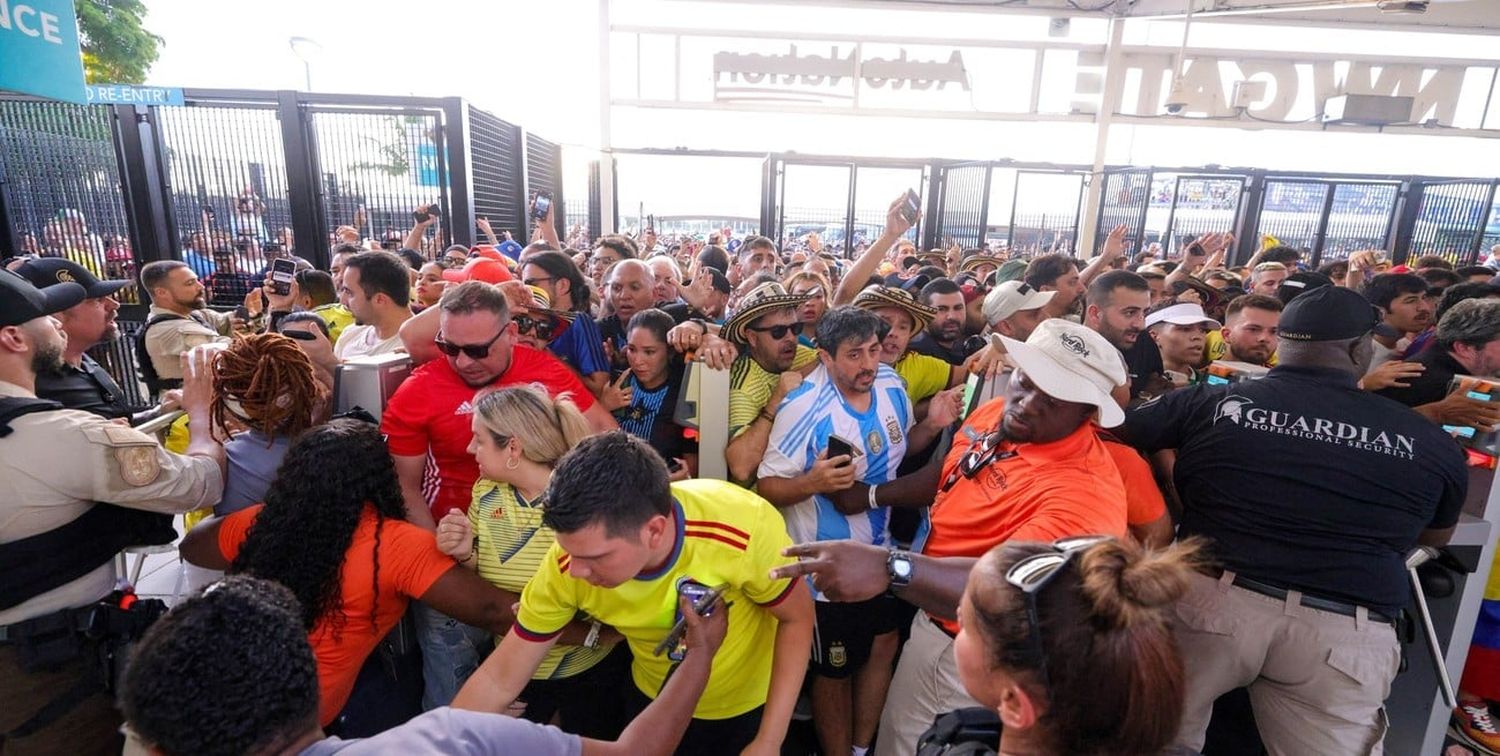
[1005,170,1085,258]
[1407,179,1498,266]
[1256,178,1400,265]
[466,104,527,243]
[933,162,988,250]
[0,99,136,298]
[1094,168,1152,256]
[766,157,925,256]
[1153,175,1246,255]
[525,132,564,242]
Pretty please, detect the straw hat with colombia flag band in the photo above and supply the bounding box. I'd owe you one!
[959,255,1004,274]
[992,319,1128,428]
[721,282,812,344]
[852,284,938,332]
[525,285,577,323]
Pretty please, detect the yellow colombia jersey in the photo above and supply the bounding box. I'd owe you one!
[469,479,612,680]
[1204,329,1278,367]
[515,479,799,720]
[894,351,951,404]
[728,345,820,437]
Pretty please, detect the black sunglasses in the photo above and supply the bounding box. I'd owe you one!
[745,322,797,340]
[434,329,504,360]
[515,314,559,341]
[941,427,1017,492]
[1003,535,1113,695]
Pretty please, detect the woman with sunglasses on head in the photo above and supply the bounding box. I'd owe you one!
[954,536,1203,756]
[785,270,832,348]
[599,308,697,480]
[433,384,631,738]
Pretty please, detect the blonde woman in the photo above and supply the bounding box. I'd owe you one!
[435,385,628,738]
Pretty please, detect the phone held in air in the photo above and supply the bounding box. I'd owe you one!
[533,192,553,221]
[900,189,921,226]
[270,257,297,296]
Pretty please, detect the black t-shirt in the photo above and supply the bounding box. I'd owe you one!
[596,315,627,369]
[1375,349,1467,409]
[34,354,138,420]
[1121,365,1467,615]
[660,302,705,325]
[1122,337,1165,399]
[908,333,966,366]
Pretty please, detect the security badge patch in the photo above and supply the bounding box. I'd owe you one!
[102,424,163,487]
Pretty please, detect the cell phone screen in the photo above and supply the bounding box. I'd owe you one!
[827,435,861,461]
[270,258,297,295]
[533,194,552,220]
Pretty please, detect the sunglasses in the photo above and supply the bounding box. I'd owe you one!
[282,329,317,342]
[1003,535,1114,694]
[434,329,504,360]
[745,323,798,340]
[514,314,559,341]
[941,427,1017,492]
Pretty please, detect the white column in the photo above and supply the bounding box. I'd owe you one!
[1077,17,1127,257]
[596,0,617,234]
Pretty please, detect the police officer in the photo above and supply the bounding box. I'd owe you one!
[0,270,225,755]
[14,258,176,423]
[1122,285,1467,755]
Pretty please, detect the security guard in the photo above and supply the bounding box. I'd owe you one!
[1122,285,1467,755]
[15,258,175,423]
[0,270,225,755]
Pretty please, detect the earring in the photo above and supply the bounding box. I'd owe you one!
[506,456,520,470]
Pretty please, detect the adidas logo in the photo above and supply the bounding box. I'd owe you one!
[455,400,475,416]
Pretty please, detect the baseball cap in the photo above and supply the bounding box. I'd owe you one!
[1278,285,1380,342]
[443,257,513,284]
[498,239,524,260]
[993,319,1129,427]
[0,269,86,328]
[1144,303,1221,330]
[1275,270,1333,305]
[982,281,1055,324]
[14,258,130,298]
[993,259,1029,284]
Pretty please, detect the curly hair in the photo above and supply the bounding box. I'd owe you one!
[120,576,318,756]
[230,419,407,632]
[211,333,321,445]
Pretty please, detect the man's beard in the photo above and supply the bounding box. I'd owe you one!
[31,341,65,375]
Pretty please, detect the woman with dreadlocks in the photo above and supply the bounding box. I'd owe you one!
[181,419,599,730]
[212,332,324,516]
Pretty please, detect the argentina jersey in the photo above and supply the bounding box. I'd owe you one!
[758,364,913,587]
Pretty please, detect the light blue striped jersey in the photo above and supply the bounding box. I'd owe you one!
[758,363,913,595]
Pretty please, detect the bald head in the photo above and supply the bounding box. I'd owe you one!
[607,259,656,321]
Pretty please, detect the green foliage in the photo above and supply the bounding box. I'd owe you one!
[76,0,162,84]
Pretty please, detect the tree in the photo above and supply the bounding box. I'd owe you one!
[76,0,163,84]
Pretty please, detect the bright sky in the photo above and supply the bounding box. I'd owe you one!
[142,0,1500,222]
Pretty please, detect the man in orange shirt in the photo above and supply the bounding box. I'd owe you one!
[791,319,1132,755]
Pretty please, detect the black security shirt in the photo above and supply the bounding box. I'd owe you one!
[1375,349,1468,409]
[1122,364,1466,615]
[909,333,966,366]
[34,354,138,420]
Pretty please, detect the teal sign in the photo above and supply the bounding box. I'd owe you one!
[85,84,184,106]
[0,0,85,104]
[416,142,440,187]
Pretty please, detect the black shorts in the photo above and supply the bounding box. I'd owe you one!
[811,595,901,679]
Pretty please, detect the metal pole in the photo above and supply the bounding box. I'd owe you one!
[1077,17,1126,257]
[304,61,312,92]
[1406,546,1458,710]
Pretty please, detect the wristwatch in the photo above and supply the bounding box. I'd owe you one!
[887,551,914,591]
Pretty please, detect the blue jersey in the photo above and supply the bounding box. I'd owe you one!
[758,364,913,595]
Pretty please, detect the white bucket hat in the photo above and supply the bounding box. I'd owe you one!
[993,319,1129,427]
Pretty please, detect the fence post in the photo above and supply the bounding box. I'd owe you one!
[1231,173,1265,267]
[276,91,327,270]
[442,97,474,248]
[922,162,944,251]
[1389,179,1424,265]
[112,104,175,264]
[1467,180,1498,266]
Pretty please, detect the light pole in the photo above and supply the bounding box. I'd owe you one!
[288,36,322,91]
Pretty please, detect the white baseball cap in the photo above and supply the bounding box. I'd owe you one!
[982,280,1056,324]
[1144,303,1221,330]
[995,319,1129,427]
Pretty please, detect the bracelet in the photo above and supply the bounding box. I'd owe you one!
[758,409,776,424]
[692,318,709,335]
[868,483,880,510]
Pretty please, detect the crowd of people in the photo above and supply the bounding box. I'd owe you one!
[1,189,1497,756]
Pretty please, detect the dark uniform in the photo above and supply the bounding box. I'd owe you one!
[1121,285,1468,755]
[1375,347,1467,408]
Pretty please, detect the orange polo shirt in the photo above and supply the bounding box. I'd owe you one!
[1096,429,1169,528]
[923,398,1129,634]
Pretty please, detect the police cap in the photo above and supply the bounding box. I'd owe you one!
[0,268,86,328]
[1277,284,1381,342]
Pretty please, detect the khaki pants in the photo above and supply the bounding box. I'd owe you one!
[0,643,122,756]
[874,613,983,756]
[1174,570,1399,756]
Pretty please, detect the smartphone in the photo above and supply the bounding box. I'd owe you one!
[533,192,553,221]
[413,203,440,223]
[270,257,297,296]
[657,582,726,662]
[900,189,920,226]
[826,434,861,462]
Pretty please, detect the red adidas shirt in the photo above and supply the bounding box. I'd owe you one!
[381,345,596,522]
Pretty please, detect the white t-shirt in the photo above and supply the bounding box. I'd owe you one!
[333,323,404,361]
[758,363,913,600]
[301,707,581,755]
